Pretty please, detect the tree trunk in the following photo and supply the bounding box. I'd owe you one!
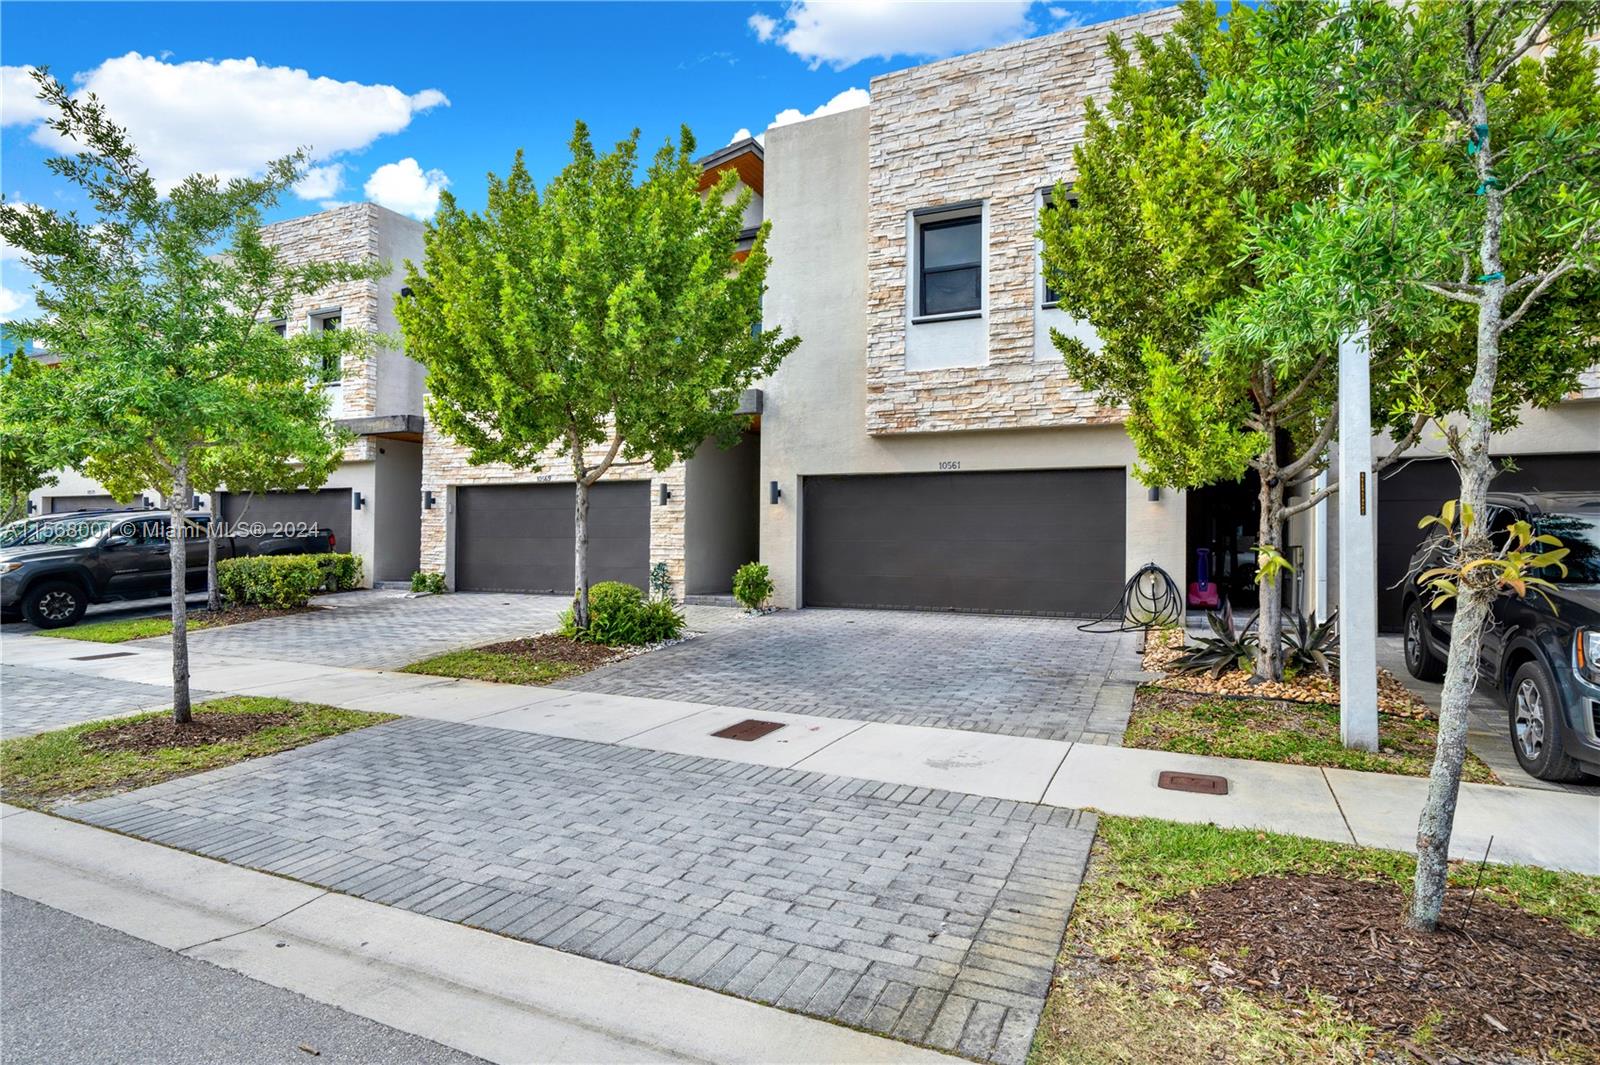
[169,464,193,725]
[1254,475,1286,683]
[206,489,222,613]
[1410,79,1505,932]
[573,476,591,631]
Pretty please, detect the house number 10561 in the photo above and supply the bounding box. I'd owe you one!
[938,460,961,471]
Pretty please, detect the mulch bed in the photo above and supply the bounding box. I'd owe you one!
[475,633,627,667]
[1164,872,1600,1060]
[1143,626,1432,719]
[192,604,315,627]
[81,712,299,753]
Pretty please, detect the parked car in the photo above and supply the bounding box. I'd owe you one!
[1402,491,1600,782]
[0,508,336,629]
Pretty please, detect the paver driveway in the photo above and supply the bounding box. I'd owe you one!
[569,608,1144,742]
[0,665,218,738]
[68,717,1095,1065]
[179,590,571,668]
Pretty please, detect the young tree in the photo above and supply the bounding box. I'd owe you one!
[192,384,350,611]
[0,348,67,525]
[1201,1,1600,929]
[397,122,798,629]
[0,70,375,722]
[1039,1,1428,683]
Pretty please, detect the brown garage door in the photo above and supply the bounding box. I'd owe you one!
[456,482,650,594]
[802,469,1127,616]
[220,488,352,553]
[1377,453,1597,631]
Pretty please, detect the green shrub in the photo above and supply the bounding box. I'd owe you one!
[315,553,362,591]
[559,580,684,645]
[410,570,447,595]
[732,562,773,611]
[217,554,323,610]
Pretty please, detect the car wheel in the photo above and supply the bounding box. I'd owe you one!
[1403,601,1446,682]
[21,581,87,629]
[1509,660,1585,782]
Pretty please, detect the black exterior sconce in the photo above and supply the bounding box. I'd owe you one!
[192,495,202,509]
[1148,486,1161,502]
[353,491,365,511]
[423,490,437,510]
[659,483,672,505]
[26,499,36,515]
[769,481,782,504]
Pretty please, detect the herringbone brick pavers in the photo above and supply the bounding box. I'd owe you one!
[66,717,1095,1063]
[565,607,1143,741]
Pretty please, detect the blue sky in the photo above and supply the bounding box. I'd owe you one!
[2,1,1155,321]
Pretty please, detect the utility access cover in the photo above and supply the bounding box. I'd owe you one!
[1157,770,1229,795]
[711,719,786,742]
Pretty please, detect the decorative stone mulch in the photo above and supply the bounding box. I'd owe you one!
[1142,626,1432,719]
[1164,872,1600,1060]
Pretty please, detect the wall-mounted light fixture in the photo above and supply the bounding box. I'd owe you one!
[1148,486,1161,502]
[192,495,202,509]
[353,491,365,511]
[141,496,151,509]
[769,481,782,505]
[659,483,672,505]
[423,490,437,510]
[27,499,36,515]
[399,286,414,299]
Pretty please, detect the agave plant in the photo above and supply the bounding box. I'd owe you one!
[1172,609,1258,678]
[1283,609,1340,675]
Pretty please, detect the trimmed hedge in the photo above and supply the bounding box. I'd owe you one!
[217,554,323,610]
[560,580,684,645]
[317,553,363,592]
[411,570,446,594]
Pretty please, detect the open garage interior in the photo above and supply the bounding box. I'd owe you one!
[1376,452,1598,631]
[801,468,1127,616]
[219,488,352,552]
[685,431,760,596]
[454,481,650,594]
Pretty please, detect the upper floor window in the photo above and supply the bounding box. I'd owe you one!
[918,214,981,318]
[271,321,287,337]
[1040,188,1076,309]
[314,312,342,384]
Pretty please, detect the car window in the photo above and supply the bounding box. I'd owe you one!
[1532,508,1600,584]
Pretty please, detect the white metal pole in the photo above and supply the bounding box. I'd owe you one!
[1313,468,1329,623]
[1338,322,1379,751]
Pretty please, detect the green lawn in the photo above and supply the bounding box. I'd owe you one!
[35,615,218,643]
[400,648,587,686]
[0,696,394,807]
[1125,687,1499,783]
[1029,817,1599,1065]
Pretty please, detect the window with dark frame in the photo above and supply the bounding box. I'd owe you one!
[318,313,341,385]
[918,215,981,317]
[1041,189,1076,309]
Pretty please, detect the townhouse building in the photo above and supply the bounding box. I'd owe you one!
[28,203,428,587]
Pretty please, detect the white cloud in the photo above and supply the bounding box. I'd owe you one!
[769,87,870,129]
[749,1,1034,69]
[728,127,753,144]
[748,12,780,42]
[0,279,34,322]
[292,163,345,201]
[364,158,449,220]
[4,55,447,192]
[0,66,53,127]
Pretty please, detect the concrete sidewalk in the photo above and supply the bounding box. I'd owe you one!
[0,806,960,1065]
[9,633,1599,874]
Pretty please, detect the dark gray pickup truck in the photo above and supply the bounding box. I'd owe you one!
[0,508,335,629]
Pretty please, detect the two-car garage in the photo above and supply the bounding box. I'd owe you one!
[802,468,1126,616]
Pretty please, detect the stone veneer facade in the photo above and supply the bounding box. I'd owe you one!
[420,427,687,597]
[864,7,1179,435]
[261,203,389,463]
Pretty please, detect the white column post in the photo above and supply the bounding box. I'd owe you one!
[1338,322,1379,751]
[1312,468,1330,623]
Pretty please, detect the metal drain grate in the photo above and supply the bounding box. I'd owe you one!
[711,719,786,741]
[71,651,138,661]
[1157,770,1229,795]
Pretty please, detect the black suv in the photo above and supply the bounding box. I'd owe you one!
[0,508,336,629]
[1402,491,1600,782]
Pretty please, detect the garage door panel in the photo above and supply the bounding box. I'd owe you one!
[803,469,1126,616]
[456,482,649,594]
[219,489,351,553]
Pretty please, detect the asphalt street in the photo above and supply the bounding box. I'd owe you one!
[0,892,482,1065]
